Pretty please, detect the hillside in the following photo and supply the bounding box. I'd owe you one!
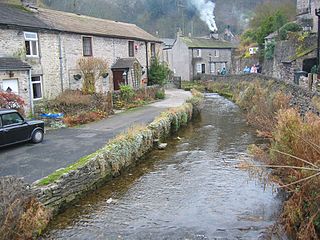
[3,0,296,38]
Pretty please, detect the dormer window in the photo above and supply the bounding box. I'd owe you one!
[24,32,39,57]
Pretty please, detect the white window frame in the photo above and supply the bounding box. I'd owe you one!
[2,79,19,94]
[24,32,39,57]
[196,63,202,73]
[196,49,201,57]
[210,63,215,74]
[31,76,43,100]
[82,36,93,57]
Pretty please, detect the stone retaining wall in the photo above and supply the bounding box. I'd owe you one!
[32,100,197,214]
[202,74,320,116]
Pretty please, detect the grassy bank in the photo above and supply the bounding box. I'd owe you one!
[206,80,320,239]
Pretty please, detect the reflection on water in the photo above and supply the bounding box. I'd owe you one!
[42,94,285,240]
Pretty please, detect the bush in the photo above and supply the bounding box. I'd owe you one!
[265,41,276,60]
[148,57,171,86]
[63,111,106,126]
[120,84,135,102]
[155,90,165,99]
[0,91,25,115]
[279,22,303,40]
[36,90,112,117]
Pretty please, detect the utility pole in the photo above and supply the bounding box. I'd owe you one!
[316,8,320,73]
[176,0,186,35]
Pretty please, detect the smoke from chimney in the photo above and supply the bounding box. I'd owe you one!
[189,0,218,32]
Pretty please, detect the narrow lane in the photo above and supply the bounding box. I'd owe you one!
[0,89,191,183]
[43,94,285,240]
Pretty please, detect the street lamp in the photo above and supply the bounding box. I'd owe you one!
[315,8,320,73]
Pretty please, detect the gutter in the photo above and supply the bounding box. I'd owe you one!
[145,41,149,81]
[58,33,64,92]
[28,69,34,115]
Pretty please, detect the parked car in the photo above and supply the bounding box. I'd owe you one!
[0,109,44,147]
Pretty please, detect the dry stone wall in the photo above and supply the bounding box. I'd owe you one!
[32,101,196,214]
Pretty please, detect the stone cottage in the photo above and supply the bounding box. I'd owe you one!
[297,0,320,31]
[0,2,161,113]
[170,35,234,81]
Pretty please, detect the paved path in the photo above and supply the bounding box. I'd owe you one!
[0,89,191,183]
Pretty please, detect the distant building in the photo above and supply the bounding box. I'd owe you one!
[170,35,234,81]
[160,38,176,73]
[297,0,320,32]
[0,1,161,112]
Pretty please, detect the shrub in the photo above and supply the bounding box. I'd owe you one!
[36,90,112,117]
[120,84,135,102]
[155,90,165,99]
[0,91,25,115]
[63,111,106,126]
[265,40,275,60]
[78,57,109,94]
[279,22,303,40]
[148,57,171,86]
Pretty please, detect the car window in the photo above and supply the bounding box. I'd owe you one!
[2,113,24,126]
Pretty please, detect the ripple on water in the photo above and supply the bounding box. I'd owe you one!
[43,94,285,240]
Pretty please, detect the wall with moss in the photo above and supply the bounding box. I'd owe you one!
[32,99,198,214]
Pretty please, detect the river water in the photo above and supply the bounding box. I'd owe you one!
[43,94,285,240]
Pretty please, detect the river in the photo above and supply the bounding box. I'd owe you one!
[42,94,285,240]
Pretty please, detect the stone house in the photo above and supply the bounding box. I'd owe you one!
[0,2,161,113]
[170,35,234,81]
[297,0,320,32]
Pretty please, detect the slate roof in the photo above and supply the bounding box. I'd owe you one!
[0,3,50,29]
[111,58,140,69]
[161,38,176,48]
[0,57,31,70]
[180,37,235,49]
[0,3,160,42]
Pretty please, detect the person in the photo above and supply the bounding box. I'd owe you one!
[250,64,257,73]
[256,63,261,73]
[221,67,227,75]
[243,66,250,74]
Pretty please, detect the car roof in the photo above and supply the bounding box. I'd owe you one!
[0,108,18,114]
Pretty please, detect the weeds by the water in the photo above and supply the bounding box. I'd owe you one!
[207,79,320,239]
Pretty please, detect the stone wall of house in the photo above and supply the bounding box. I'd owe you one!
[262,34,317,89]
[190,48,233,79]
[171,37,190,81]
[32,101,198,214]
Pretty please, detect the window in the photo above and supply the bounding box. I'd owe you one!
[196,64,202,73]
[24,32,39,57]
[2,112,24,126]
[213,50,219,57]
[151,43,156,58]
[2,79,19,93]
[201,64,206,73]
[82,37,93,56]
[210,63,216,74]
[31,76,42,100]
[196,49,201,57]
[128,41,134,57]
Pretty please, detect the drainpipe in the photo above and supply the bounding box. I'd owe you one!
[145,41,149,83]
[58,33,64,92]
[28,69,34,115]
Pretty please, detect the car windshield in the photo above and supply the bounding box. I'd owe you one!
[2,113,24,126]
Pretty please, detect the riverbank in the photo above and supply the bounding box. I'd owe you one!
[203,78,320,239]
[0,90,203,240]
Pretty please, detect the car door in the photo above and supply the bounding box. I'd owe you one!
[1,112,30,145]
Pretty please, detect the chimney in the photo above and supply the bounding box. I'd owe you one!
[209,31,219,40]
[21,0,38,7]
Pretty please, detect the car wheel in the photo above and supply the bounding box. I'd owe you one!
[31,129,44,143]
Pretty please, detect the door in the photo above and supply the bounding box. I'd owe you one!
[201,64,206,74]
[0,112,30,146]
[113,70,125,91]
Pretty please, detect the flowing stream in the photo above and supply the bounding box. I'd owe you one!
[42,94,286,240]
